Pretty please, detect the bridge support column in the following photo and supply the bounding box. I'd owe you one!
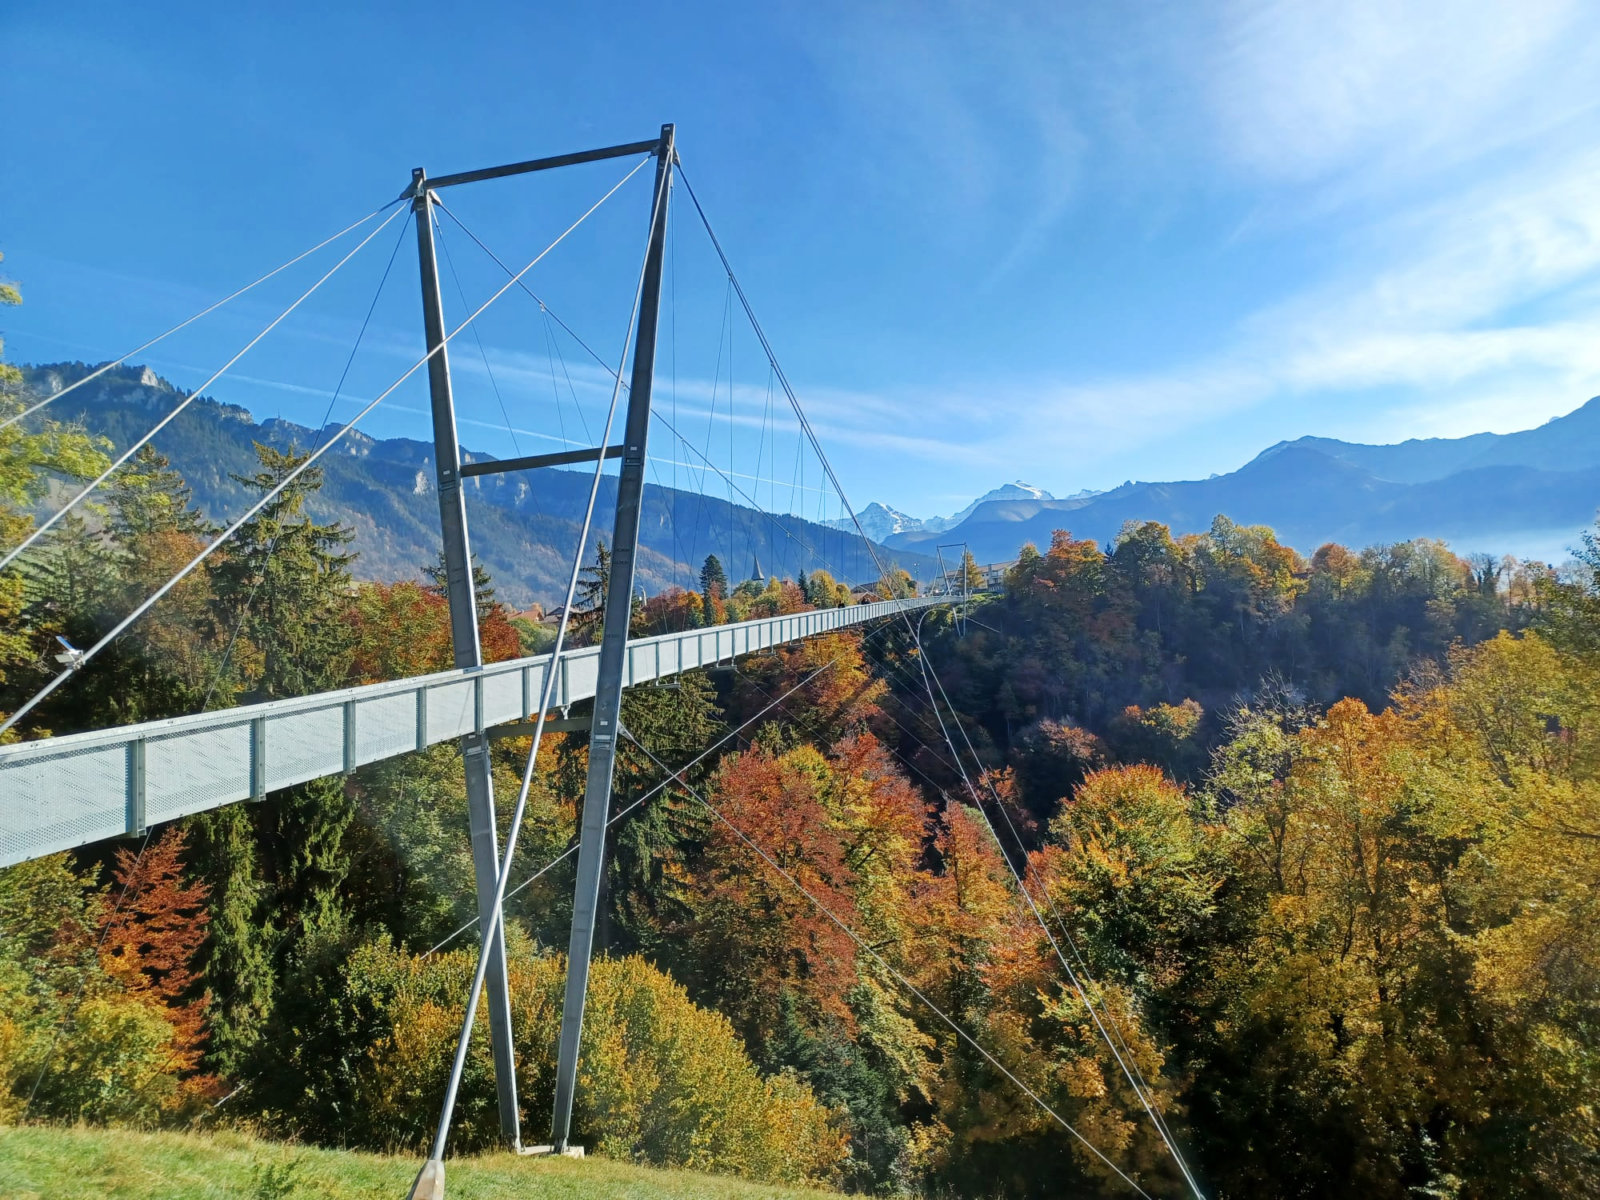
[550,123,675,1152]
[413,173,522,1151]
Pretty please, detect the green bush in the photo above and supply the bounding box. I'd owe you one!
[264,937,847,1185]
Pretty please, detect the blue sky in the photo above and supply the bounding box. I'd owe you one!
[5,0,1600,522]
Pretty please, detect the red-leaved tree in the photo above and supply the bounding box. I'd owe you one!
[99,827,213,1074]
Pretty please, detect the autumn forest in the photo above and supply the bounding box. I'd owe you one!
[3,369,1599,1198]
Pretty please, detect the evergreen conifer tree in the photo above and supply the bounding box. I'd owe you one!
[196,443,359,1070]
[699,553,728,601]
[423,550,498,621]
[572,538,613,646]
[106,446,210,539]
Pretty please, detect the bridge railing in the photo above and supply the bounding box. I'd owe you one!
[0,597,940,867]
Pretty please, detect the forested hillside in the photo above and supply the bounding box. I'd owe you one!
[4,350,1599,1196]
[18,362,933,606]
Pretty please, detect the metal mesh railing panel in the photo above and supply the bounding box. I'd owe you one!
[481,671,523,725]
[354,692,417,767]
[564,653,600,703]
[0,741,127,865]
[264,706,346,792]
[147,722,254,824]
[426,681,476,743]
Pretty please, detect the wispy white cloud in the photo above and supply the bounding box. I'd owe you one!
[1200,0,1588,185]
[30,3,1600,516]
[777,0,1600,503]
[791,3,1091,282]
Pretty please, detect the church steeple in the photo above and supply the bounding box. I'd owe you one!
[749,554,763,582]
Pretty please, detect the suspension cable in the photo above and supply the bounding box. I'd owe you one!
[0,203,412,573]
[911,613,1196,1184]
[674,157,1202,1197]
[433,159,1179,1191]
[430,200,848,590]
[621,728,1156,1200]
[419,636,877,959]
[835,606,1200,1171]
[432,197,616,405]
[651,408,838,581]
[196,212,413,715]
[0,200,405,432]
[906,614,1204,1198]
[0,156,650,739]
[434,212,523,458]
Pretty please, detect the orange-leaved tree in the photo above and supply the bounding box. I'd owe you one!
[680,745,862,1043]
[99,827,214,1080]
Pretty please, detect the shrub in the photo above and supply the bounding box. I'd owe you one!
[0,845,213,1127]
[316,939,847,1184]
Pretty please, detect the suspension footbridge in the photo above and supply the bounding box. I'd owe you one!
[0,126,1198,1199]
[0,598,938,867]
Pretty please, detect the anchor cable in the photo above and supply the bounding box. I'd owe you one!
[0,200,406,432]
[0,203,411,573]
[0,156,650,738]
[675,158,1202,1197]
[623,729,1156,1200]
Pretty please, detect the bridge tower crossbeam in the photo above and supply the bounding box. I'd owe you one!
[404,126,674,1168]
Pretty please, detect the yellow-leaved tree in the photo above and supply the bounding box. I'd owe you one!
[347,940,847,1185]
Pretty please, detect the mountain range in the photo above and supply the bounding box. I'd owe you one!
[881,401,1600,565]
[18,363,936,608]
[23,362,1599,598]
[829,482,1087,542]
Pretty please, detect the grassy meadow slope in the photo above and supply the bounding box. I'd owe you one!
[0,1125,838,1200]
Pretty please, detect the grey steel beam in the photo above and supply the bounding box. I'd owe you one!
[126,741,146,837]
[413,174,522,1150]
[421,139,661,192]
[550,123,674,1153]
[460,444,623,478]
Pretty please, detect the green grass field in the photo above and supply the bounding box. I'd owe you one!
[0,1125,838,1200]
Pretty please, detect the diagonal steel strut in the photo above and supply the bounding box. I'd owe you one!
[549,122,675,1152]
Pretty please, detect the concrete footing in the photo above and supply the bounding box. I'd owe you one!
[407,1158,445,1200]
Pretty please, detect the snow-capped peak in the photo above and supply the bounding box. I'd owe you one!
[923,481,1058,532]
[825,501,925,542]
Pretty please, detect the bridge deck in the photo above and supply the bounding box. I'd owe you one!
[0,598,939,867]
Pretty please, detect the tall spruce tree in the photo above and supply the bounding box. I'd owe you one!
[423,550,498,622]
[211,443,355,702]
[699,553,728,601]
[105,445,211,539]
[571,539,645,645]
[571,538,613,647]
[189,803,272,1076]
[195,443,358,1073]
[608,671,722,958]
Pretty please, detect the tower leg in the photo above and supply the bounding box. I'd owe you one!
[550,124,675,1152]
[414,175,521,1149]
